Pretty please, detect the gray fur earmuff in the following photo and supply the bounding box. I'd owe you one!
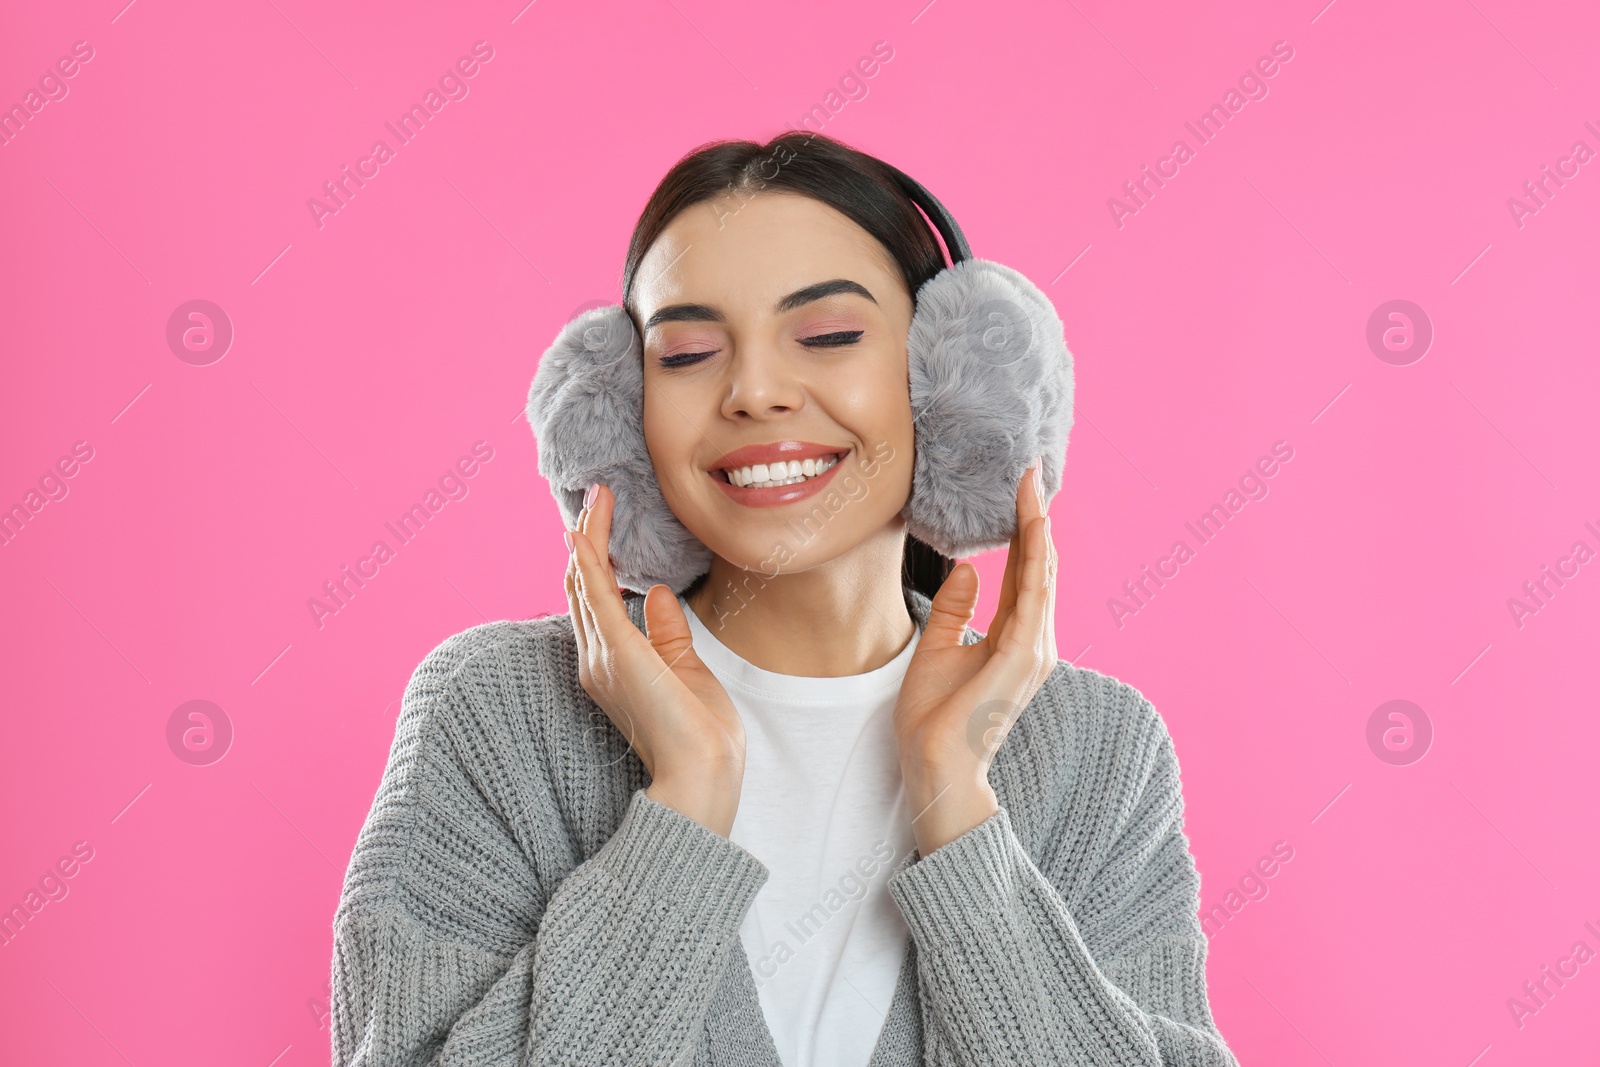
[525,303,714,595]
[900,257,1073,560]
[525,257,1074,595]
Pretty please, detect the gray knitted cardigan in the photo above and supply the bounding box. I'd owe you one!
[331,586,1240,1066]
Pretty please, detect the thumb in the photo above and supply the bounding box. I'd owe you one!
[643,584,698,669]
[924,561,979,649]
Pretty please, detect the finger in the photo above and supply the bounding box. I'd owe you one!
[567,532,598,659]
[991,461,1041,645]
[564,537,592,665]
[571,528,634,647]
[1017,518,1056,684]
[579,483,618,587]
[643,583,698,676]
[990,521,1023,648]
[923,560,980,652]
[569,510,614,655]
[1043,519,1059,664]
[1007,515,1053,685]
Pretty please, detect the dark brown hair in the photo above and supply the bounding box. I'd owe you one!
[619,131,957,604]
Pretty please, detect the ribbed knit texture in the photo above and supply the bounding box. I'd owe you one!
[331,587,1240,1066]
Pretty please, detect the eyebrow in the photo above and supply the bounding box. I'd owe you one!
[643,278,876,332]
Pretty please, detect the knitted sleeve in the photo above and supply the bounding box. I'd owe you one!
[884,681,1239,1066]
[330,624,769,1066]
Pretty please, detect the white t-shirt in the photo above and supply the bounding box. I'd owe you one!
[679,595,921,1067]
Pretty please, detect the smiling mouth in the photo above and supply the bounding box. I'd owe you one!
[713,450,850,489]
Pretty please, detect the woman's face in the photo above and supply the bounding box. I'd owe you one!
[632,190,917,581]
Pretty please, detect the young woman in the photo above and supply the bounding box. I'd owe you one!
[331,133,1239,1067]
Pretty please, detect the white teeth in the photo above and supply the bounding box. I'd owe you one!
[723,453,842,488]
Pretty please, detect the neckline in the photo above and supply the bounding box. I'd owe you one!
[676,593,921,702]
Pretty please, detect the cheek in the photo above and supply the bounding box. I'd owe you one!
[840,362,916,494]
[641,392,696,488]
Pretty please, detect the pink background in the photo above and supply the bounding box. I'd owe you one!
[3,0,1598,1063]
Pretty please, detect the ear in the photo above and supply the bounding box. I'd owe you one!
[901,259,1073,559]
[527,305,713,594]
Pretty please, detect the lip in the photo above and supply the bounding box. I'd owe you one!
[710,443,852,509]
[708,440,848,472]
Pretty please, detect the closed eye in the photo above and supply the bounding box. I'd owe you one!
[659,350,715,368]
[801,330,864,347]
[657,330,863,369]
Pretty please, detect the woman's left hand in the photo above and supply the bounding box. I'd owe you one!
[893,459,1059,856]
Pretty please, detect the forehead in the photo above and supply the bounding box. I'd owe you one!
[633,191,900,310]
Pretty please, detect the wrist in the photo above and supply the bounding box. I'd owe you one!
[902,760,999,856]
[901,752,987,807]
[647,761,743,838]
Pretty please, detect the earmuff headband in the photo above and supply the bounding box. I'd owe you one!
[878,162,972,267]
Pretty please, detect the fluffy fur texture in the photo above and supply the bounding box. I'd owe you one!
[901,258,1074,558]
[525,258,1074,594]
[525,307,714,595]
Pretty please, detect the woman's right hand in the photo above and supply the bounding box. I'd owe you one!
[564,483,746,836]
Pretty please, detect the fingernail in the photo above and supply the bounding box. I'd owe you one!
[563,529,574,554]
[1034,460,1047,509]
[584,483,599,508]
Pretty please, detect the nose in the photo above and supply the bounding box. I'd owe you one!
[719,345,806,422]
